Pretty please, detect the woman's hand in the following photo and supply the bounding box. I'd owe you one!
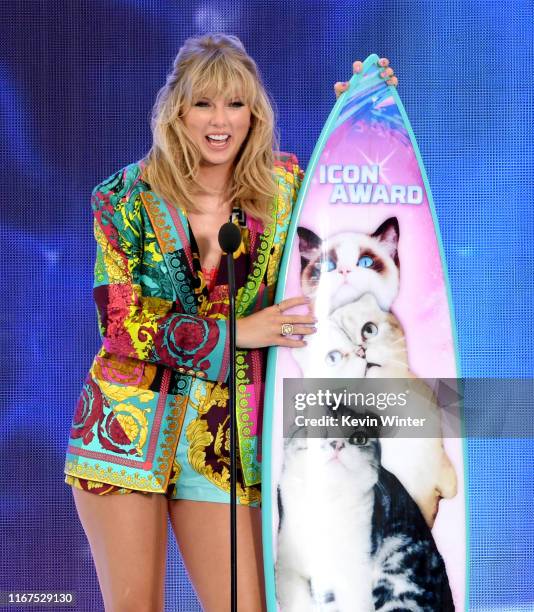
[334,57,398,98]
[236,296,317,349]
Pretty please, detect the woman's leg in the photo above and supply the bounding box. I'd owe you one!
[71,487,168,612]
[168,500,266,612]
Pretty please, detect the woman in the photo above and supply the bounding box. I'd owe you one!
[64,33,397,611]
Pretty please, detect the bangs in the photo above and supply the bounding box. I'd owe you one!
[146,33,278,226]
[183,52,257,107]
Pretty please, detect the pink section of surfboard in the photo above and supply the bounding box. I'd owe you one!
[269,85,465,609]
[299,106,456,379]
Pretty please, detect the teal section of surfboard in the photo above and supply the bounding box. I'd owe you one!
[262,52,468,611]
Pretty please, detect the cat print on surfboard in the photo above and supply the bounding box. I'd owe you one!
[262,53,467,611]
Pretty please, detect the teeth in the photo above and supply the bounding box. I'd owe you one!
[207,135,229,141]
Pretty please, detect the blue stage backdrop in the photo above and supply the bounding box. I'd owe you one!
[1,1,532,610]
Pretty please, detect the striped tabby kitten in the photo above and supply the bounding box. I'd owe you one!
[330,293,457,528]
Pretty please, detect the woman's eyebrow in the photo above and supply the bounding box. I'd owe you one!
[196,96,246,102]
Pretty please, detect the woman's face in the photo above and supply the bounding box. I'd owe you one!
[183,92,251,170]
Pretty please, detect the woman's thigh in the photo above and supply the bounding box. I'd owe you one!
[71,487,168,612]
[168,500,266,612]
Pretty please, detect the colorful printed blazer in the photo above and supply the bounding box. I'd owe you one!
[64,153,303,492]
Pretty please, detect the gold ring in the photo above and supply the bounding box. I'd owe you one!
[281,323,294,336]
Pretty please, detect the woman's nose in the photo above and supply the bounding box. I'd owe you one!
[209,105,228,126]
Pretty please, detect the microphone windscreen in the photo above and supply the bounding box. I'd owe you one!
[218,222,242,254]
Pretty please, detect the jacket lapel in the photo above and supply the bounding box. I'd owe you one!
[139,174,281,318]
[235,176,281,317]
[139,190,199,315]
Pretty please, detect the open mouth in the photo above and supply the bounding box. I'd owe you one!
[205,134,231,149]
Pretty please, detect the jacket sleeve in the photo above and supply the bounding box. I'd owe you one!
[273,151,305,210]
[91,173,230,384]
[288,153,305,205]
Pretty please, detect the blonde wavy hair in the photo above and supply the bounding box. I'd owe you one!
[141,33,279,225]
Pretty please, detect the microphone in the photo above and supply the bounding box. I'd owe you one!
[218,220,240,612]
[218,221,242,254]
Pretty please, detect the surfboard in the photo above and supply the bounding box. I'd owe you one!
[262,54,467,611]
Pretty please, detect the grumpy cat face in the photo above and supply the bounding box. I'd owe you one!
[297,217,400,315]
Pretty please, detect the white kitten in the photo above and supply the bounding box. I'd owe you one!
[276,434,379,611]
[291,316,367,379]
[330,292,411,378]
[331,294,457,527]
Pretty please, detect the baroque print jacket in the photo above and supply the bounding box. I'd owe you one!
[64,153,303,492]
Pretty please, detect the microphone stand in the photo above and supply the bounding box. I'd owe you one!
[227,248,238,612]
[219,220,241,612]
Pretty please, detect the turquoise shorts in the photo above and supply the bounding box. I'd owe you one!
[65,400,261,507]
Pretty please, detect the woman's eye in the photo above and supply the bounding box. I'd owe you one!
[357,255,373,268]
[362,322,378,338]
[230,100,245,107]
[325,350,343,366]
[193,100,210,107]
